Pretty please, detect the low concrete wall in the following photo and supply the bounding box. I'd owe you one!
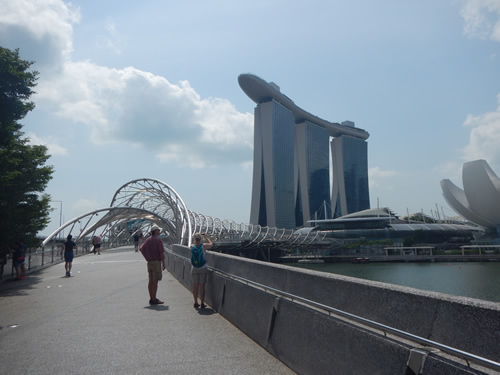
[167,245,499,374]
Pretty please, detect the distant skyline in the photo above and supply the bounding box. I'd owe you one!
[1,0,500,236]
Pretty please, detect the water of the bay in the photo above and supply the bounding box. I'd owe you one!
[290,261,500,303]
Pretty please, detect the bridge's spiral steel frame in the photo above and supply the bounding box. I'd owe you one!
[110,178,191,246]
[42,178,330,251]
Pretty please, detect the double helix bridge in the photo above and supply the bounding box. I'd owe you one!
[42,179,335,261]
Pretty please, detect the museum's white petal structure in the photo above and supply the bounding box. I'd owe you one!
[440,159,500,229]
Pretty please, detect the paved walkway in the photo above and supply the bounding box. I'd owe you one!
[0,247,295,375]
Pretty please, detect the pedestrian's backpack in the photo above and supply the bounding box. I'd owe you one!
[191,244,206,268]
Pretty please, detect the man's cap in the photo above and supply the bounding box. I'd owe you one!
[151,225,161,233]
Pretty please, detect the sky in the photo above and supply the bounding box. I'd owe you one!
[1,0,500,236]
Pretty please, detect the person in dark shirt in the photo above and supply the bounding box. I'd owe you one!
[13,241,27,280]
[64,235,77,277]
[0,246,9,280]
[133,233,140,252]
[139,226,165,305]
[92,235,101,255]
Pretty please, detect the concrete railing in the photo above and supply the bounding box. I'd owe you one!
[167,245,500,375]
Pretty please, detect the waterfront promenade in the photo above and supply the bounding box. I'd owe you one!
[0,247,294,375]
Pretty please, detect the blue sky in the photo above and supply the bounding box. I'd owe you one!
[1,0,500,236]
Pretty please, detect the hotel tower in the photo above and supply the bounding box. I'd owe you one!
[238,74,370,229]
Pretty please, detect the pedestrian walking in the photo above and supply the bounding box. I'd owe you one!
[139,226,166,305]
[64,235,76,277]
[133,233,140,252]
[0,246,9,280]
[191,233,212,309]
[92,235,101,255]
[12,241,27,280]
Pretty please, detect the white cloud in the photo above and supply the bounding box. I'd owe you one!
[368,167,397,188]
[462,93,500,169]
[0,0,79,72]
[36,62,254,166]
[460,0,500,41]
[96,18,123,55]
[458,0,500,174]
[27,132,67,156]
[1,0,254,168]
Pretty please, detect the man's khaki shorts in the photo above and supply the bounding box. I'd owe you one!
[147,260,163,281]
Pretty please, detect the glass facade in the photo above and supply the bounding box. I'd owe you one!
[271,102,296,229]
[331,136,370,217]
[251,108,369,228]
[296,121,331,227]
[250,100,295,229]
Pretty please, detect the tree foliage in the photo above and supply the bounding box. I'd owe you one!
[0,47,54,249]
[401,212,437,223]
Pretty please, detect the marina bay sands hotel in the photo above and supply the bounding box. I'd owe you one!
[238,73,370,229]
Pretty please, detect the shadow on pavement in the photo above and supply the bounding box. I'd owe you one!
[144,305,170,311]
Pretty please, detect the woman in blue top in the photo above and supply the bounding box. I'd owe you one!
[191,233,212,309]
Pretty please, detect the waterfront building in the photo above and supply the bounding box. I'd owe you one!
[250,100,296,229]
[331,132,370,217]
[296,207,483,244]
[239,73,370,229]
[295,121,331,227]
[441,159,500,243]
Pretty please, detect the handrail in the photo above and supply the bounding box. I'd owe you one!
[170,249,500,373]
[1,243,131,281]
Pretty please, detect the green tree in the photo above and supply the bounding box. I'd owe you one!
[402,212,437,223]
[0,47,54,249]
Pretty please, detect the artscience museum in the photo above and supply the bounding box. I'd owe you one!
[441,159,500,242]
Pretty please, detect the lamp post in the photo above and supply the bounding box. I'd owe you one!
[52,200,63,239]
